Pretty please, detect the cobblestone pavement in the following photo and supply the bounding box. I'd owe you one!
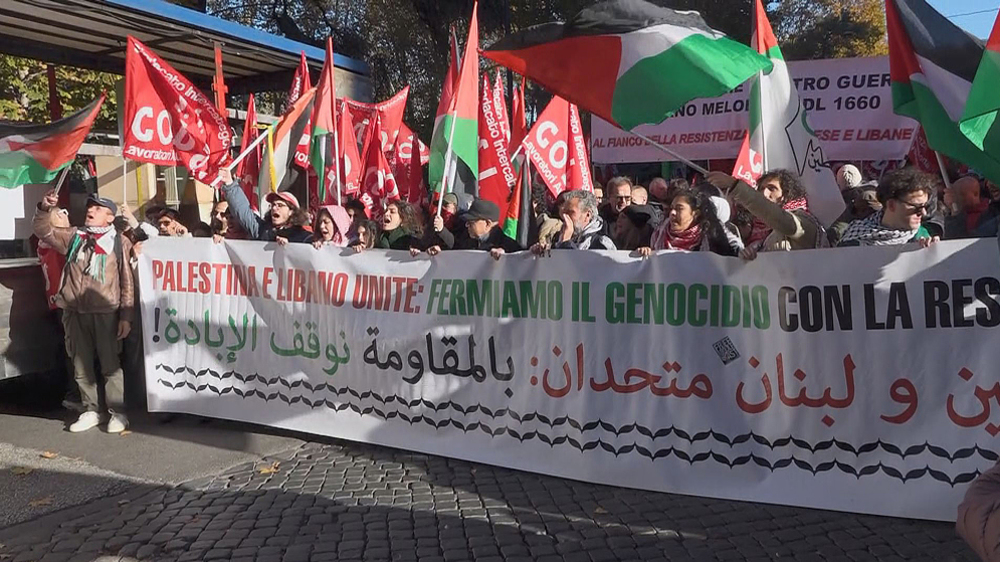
[0,441,976,562]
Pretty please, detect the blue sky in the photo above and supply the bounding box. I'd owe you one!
[928,0,998,38]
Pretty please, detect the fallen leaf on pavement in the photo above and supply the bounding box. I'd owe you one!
[10,467,33,476]
[28,496,54,507]
[258,461,280,475]
[594,507,608,514]
[119,430,132,437]
[39,451,58,459]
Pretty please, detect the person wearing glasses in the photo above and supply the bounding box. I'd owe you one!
[834,168,939,247]
[209,199,245,242]
[599,176,633,226]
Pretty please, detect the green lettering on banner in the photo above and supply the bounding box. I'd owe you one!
[644,283,664,325]
[689,284,708,327]
[520,281,544,319]
[627,283,642,324]
[426,279,441,315]
[451,280,467,316]
[666,283,685,326]
[466,279,490,317]
[502,281,520,318]
[753,286,770,329]
[607,282,624,324]
[722,285,740,327]
[548,282,563,320]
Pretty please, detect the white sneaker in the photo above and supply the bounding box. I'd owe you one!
[69,411,100,433]
[106,413,128,434]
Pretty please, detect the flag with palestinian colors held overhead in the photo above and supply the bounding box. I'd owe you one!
[0,95,104,189]
[289,51,313,170]
[430,2,479,195]
[887,0,1000,184]
[236,93,262,210]
[309,38,338,204]
[733,0,843,227]
[259,87,316,198]
[483,0,772,131]
[961,9,1000,158]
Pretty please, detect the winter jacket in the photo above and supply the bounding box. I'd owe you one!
[553,216,617,250]
[377,227,422,251]
[452,226,523,253]
[730,180,826,251]
[957,462,1000,561]
[222,181,312,243]
[32,207,135,322]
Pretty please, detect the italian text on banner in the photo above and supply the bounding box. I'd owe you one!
[123,36,232,182]
[137,239,1000,522]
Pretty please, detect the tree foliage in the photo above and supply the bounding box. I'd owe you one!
[0,55,118,129]
[770,0,888,60]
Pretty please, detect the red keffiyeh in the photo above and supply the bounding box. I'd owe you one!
[747,197,809,246]
[655,222,703,251]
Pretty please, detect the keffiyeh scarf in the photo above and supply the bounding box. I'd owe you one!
[747,197,809,247]
[839,210,917,246]
[66,225,116,282]
[654,222,703,251]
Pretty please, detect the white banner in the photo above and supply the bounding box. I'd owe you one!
[138,239,1000,522]
[592,56,919,165]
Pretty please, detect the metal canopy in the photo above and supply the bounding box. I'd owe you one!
[0,0,368,94]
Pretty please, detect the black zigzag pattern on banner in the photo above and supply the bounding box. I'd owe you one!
[155,365,994,485]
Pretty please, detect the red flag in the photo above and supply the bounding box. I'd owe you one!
[509,78,527,155]
[345,86,410,153]
[389,123,428,203]
[493,70,510,143]
[566,103,593,193]
[362,116,399,209]
[732,133,764,188]
[331,101,363,198]
[521,95,592,197]
[289,51,312,169]
[479,74,516,209]
[235,94,261,210]
[123,36,232,182]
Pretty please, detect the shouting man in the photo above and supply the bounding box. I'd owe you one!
[33,190,134,433]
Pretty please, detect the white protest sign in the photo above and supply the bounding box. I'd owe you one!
[592,56,918,164]
[139,239,1000,522]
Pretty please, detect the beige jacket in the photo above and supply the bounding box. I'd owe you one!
[32,206,134,322]
[730,180,824,251]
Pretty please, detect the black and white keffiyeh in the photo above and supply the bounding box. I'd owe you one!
[839,211,916,246]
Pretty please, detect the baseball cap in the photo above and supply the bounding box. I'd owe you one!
[86,194,118,216]
[265,191,300,209]
[464,199,500,223]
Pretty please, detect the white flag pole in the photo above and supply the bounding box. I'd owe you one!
[121,156,128,205]
[209,125,272,188]
[53,166,71,196]
[757,69,769,172]
[623,130,709,175]
[934,151,952,190]
[333,101,342,206]
[436,107,460,217]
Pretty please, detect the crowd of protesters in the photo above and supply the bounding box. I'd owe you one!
[28,159,998,434]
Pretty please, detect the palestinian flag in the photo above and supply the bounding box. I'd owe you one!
[0,95,104,189]
[736,0,843,226]
[961,12,1000,153]
[429,28,461,195]
[259,87,316,197]
[429,2,479,196]
[502,156,531,247]
[483,0,772,131]
[310,38,338,203]
[887,0,1000,183]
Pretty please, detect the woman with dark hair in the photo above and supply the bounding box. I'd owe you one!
[310,205,352,248]
[350,219,380,252]
[706,170,827,259]
[614,205,657,251]
[374,200,424,251]
[638,189,738,257]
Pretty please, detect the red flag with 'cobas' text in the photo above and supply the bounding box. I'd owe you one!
[123,36,231,182]
[362,116,399,210]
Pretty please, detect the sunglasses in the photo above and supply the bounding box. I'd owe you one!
[895,198,932,215]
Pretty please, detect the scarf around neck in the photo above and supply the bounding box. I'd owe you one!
[656,222,703,251]
[839,210,917,246]
[748,197,809,246]
[67,225,116,282]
